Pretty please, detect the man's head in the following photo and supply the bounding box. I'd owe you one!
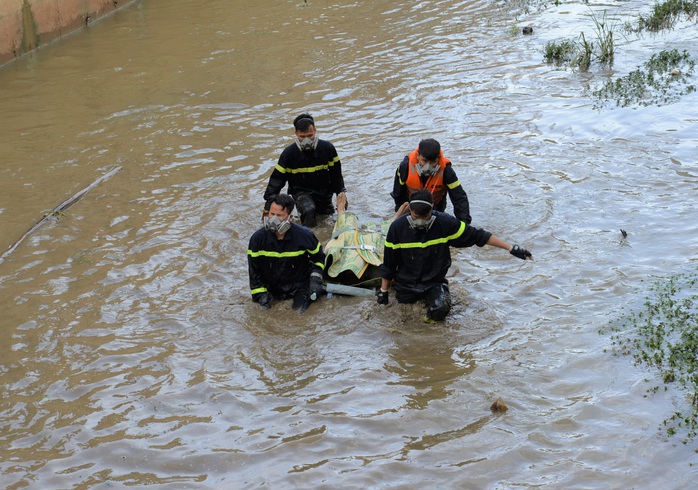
[409,189,434,217]
[416,139,441,177]
[407,189,436,230]
[417,138,441,162]
[293,113,315,131]
[265,194,295,235]
[293,113,318,151]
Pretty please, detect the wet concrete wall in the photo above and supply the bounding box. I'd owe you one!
[0,0,139,66]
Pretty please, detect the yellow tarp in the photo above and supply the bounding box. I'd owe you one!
[324,211,391,286]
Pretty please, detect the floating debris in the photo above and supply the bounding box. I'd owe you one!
[620,229,628,238]
[522,26,533,35]
[1,166,122,264]
[490,397,508,412]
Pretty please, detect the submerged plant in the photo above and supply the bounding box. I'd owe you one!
[543,39,577,65]
[542,9,618,71]
[593,49,696,108]
[590,9,617,66]
[576,32,594,71]
[601,270,698,442]
[633,0,698,33]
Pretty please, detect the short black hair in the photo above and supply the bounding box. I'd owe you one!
[418,138,441,162]
[293,113,315,131]
[409,189,434,217]
[269,193,295,214]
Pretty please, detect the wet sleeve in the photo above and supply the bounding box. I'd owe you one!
[379,223,399,280]
[449,220,492,248]
[327,144,346,195]
[389,157,410,212]
[444,166,472,224]
[263,152,289,201]
[247,233,268,300]
[307,234,326,275]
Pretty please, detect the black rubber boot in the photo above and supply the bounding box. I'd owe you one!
[425,284,451,321]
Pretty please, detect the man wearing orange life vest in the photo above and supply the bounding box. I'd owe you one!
[390,138,472,224]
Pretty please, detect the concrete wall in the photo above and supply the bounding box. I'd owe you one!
[0,0,139,66]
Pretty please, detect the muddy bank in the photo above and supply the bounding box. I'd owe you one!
[0,0,139,65]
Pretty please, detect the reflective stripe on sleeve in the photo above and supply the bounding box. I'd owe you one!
[275,155,339,174]
[384,221,466,250]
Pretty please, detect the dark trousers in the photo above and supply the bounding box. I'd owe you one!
[396,283,452,321]
[294,192,334,227]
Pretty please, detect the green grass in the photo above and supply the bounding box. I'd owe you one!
[532,2,696,108]
[542,10,617,71]
[633,0,698,33]
[543,39,578,65]
[601,270,698,442]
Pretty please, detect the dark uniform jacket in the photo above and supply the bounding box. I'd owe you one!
[379,211,491,295]
[390,155,472,224]
[263,139,346,214]
[247,223,326,301]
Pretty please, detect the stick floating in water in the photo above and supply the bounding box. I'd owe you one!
[1,166,123,264]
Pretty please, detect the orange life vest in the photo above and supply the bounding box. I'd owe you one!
[405,148,449,205]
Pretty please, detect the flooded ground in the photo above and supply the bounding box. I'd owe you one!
[1,0,697,487]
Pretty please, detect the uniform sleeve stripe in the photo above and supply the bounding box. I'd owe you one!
[248,249,308,258]
[275,157,339,174]
[385,221,466,249]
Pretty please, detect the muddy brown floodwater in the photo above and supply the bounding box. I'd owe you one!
[1,0,698,488]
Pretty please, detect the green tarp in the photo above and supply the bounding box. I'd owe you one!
[323,211,391,287]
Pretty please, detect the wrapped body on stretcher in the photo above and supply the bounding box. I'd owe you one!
[322,193,408,295]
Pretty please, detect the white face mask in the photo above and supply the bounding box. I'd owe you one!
[294,134,319,152]
[264,215,292,234]
[407,214,436,231]
[416,162,438,177]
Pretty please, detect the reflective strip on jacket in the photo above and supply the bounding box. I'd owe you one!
[247,222,325,300]
[263,139,346,204]
[379,211,491,294]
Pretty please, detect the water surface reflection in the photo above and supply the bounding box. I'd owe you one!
[2,0,698,487]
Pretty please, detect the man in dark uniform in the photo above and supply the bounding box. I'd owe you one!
[248,194,326,313]
[263,113,347,227]
[377,189,532,322]
[390,138,471,224]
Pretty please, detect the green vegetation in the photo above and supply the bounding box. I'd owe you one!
[543,39,578,65]
[601,271,698,442]
[591,9,616,66]
[537,1,697,109]
[593,49,696,108]
[542,9,617,71]
[632,0,698,33]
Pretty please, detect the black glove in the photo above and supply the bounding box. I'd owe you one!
[376,289,389,305]
[257,292,272,309]
[510,245,532,260]
[309,272,325,300]
[264,195,276,212]
[292,292,311,314]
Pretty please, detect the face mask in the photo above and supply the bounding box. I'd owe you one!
[416,163,438,177]
[407,214,436,230]
[265,215,292,234]
[294,135,319,152]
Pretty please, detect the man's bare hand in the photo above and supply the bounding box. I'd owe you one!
[336,192,348,212]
